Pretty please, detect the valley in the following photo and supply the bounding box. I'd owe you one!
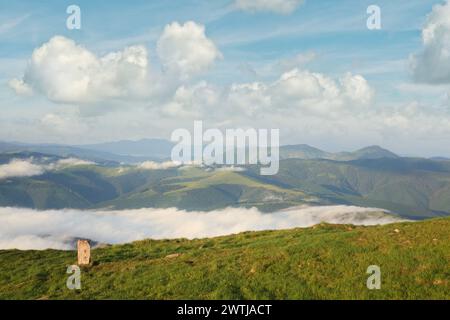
[1,144,450,219]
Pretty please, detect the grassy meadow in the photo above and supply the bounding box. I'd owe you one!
[0,217,448,299]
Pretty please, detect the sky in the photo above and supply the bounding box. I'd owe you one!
[1,0,450,156]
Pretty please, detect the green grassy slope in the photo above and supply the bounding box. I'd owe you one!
[99,167,308,211]
[0,217,448,300]
[0,165,180,209]
[245,158,450,218]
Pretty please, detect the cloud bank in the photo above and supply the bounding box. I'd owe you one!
[0,205,404,250]
[161,68,373,119]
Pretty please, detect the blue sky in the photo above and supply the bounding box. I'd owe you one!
[2,0,433,81]
[1,0,450,156]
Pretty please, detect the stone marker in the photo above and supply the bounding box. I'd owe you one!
[77,240,91,266]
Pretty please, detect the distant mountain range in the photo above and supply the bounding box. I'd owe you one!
[75,139,174,159]
[1,149,450,219]
[0,139,440,163]
[2,140,450,219]
[279,144,399,161]
[0,140,173,164]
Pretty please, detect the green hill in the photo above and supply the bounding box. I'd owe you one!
[0,217,448,299]
[99,167,308,211]
[2,153,450,217]
[244,158,450,218]
[280,145,399,161]
[0,162,180,209]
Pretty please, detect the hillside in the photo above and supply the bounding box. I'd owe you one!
[0,217,448,299]
[279,145,399,161]
[98,167,308,211]
[244,158,450,218]
[2,153,450,217]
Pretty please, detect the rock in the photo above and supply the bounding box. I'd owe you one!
[77,240,91,266]
[165,253,181,259]
[433,279,444,285]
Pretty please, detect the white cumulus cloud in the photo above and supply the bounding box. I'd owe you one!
[157,21,222,80]
[162,69,374,119]
[270,69,373,112]
[161,81,222,117]
[10,36,150,103]
[10,22,222,104]
[8,78,33,96]
[411,0,450,84]
[0,205,404,250]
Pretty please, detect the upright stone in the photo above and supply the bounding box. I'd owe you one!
[77,240,91,266]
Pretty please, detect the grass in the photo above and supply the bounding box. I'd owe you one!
[0,217,448,300]
[168,169,304,196]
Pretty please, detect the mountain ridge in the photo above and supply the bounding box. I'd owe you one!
[279,144,399,161]
[0,140,405,163]
[1,151,450,218]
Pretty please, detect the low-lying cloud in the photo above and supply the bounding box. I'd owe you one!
[0,159,44,179]
[0,157,195,179]
[0,205,405,250]
[0,158,95,180]
[138,160,181,170]
[215,166,246,172]
[54,158,95,167]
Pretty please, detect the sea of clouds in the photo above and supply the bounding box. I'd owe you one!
[0,205,405,250]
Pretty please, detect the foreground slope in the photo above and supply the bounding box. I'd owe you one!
[0,217,448,299]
